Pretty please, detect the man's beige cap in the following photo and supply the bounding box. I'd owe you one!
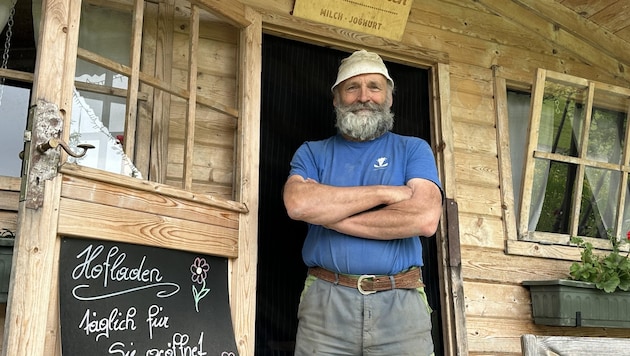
[331,49,394,91]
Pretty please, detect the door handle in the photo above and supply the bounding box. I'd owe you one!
[37,138,94,158]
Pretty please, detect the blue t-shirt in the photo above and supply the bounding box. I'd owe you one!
[288,132,443,275]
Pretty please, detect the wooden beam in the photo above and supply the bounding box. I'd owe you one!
[183,5,200,190]
[151,0,175,184]
[192,0,251,28]
[122,0,145,169]
[230,6,262,356]
[77,47,239,117]
[57,198,239,258]
[476,0,628,82]
[251,6,449,66]
[59,164,248,213]
[515,0,630,70]
[2,0,81,354]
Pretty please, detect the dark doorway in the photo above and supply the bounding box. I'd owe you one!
[256,34,442,355]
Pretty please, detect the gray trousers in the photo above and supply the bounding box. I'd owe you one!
[294,275,434,356]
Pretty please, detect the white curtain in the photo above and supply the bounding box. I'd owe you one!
[507,92,553,232]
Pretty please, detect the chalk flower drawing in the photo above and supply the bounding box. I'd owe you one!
[190,257,211,312]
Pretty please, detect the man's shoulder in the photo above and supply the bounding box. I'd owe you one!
[384,132,428,146]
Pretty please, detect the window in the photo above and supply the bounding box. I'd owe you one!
[507,69,630,251]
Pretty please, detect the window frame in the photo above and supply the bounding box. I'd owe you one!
[496,68,630,260]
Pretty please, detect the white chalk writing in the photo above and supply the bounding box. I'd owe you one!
[71,244,179,300]
[62,241,236,355]
[146,304,170,339]
[79,307,137,341]
[73,245,163,287]
[145,332,207,356]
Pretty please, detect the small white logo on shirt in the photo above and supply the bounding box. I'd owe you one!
[373,157,389,169]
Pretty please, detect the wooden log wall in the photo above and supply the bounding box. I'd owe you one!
[1,0,629,354]
[0,178,20,351]
[167,11,239,196]
[0,178,20,236]
[239,0,630,355]
[0,1,258,354]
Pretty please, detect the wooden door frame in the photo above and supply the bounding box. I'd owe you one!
[258,23,464,354]
[3,1,262,355]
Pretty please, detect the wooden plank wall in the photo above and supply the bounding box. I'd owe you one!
[240,0,630,355]
[167,3,239,198]
[1,0,629,354]
[0,178,20,235]
[0,177,19,348]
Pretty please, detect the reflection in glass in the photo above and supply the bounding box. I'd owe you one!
[0,84,29,177]
[67,3,139,177]
[69,88,141,178]
[539,80,587,156]
[531,159,571,235]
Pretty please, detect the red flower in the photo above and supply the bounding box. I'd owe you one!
[627,230,630,240]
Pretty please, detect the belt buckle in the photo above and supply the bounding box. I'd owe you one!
[357,274,376,295]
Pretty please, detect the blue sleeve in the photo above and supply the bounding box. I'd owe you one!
[288,141,320,181]
[407,138,444,196]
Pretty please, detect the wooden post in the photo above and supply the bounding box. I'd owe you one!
[2,0,81,355]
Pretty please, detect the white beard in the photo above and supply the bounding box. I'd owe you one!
[335,102,394,141]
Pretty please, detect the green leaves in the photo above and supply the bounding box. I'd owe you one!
[569,234,630,293]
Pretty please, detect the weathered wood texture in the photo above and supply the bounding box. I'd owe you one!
[58,165,242,258]
[0,178,20,234]
[521,334,630,356]
[238,0,630,355]
[0,179,21,350]
[160,1,240,196]
[2,0,81,354]
[2,0,630,355]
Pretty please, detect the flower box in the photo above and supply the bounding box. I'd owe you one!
[523,279,630,328]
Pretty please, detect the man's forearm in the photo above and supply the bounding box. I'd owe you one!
[283,177,412,225]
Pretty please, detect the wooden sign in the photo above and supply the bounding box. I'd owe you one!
[59,237,239,356]
[292,0,414,41]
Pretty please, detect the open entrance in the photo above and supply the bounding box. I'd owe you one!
[256,35,443,355]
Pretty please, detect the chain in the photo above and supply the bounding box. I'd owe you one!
[0,4,16,106]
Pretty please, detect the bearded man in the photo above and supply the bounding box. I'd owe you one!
[283,49,444,356]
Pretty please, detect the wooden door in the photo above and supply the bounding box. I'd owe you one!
[3,1,261,355]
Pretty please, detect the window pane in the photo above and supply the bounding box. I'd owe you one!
[511,70,630,244]
[530,159,574,234]
[507,90,531,219]
[539,80,588,157]
[586,88,628,164]
[580,167,619,238]
[623,180,630,234]
[69,4,138,177]
[0,83,30,177]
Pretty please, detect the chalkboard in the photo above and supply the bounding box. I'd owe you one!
[59,237,239,356]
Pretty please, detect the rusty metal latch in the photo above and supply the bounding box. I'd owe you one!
[20,100,96,209]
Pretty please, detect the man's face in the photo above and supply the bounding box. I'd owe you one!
[334,73,390,107]
[333,73,394,141]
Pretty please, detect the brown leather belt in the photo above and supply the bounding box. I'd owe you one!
[308,266,424,295]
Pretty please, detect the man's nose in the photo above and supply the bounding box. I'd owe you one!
[358,86,371,103]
